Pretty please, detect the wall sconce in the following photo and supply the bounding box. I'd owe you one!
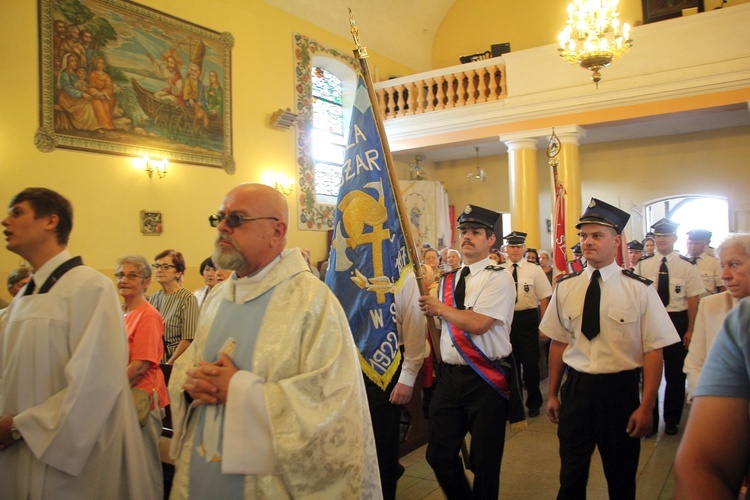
[143,156,168,179]
[274,179,294,196]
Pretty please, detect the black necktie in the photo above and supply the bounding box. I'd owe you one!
[22,278,36,296]
[658,257,670,306]
[454,266,471,310]
[512,263,518,303]
[581,270,601,340]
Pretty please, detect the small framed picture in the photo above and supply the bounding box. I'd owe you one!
[140,210,163,235]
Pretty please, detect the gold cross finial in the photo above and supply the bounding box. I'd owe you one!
[349,9,368,59]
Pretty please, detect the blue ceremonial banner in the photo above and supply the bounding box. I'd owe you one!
[325,75,410,390]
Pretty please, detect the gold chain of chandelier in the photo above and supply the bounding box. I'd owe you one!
[558,0,633,87]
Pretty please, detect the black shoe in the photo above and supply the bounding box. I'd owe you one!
[665,423,678,435]
[396,463,405,480]
[528,407,541,418]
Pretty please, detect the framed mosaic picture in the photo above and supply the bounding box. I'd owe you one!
[140,210,162,235]
[36,0,235,173]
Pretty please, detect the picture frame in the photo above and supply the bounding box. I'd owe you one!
[140,210,163,235]
[641,0,705,24]
[37,0,235,173]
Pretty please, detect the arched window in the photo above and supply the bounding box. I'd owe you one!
[311,67,345,205]
[645,195,729,254]
[293,34,358,230]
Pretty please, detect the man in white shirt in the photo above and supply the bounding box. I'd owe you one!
[504,230,552,417]
[542,198,679,499]
[634,218,704,435]
[419,204,519,499]
[0,187,152,499]
[686,228,724,299]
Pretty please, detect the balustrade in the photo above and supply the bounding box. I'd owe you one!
[373,60,506,119]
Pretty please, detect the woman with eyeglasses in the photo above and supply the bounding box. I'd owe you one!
[115,255,168,498]
[148,249,198,364]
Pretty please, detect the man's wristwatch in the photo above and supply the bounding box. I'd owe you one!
[10,425,22,441]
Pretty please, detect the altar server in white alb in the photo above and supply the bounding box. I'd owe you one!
[0,187,153,499]
[168,183,380,498]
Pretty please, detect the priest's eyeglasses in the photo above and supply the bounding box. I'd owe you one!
[208,213,279,228]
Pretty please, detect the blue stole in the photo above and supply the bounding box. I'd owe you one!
[188,291,273,498]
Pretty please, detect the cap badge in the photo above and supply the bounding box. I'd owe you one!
[588,199,596,208]
[464,205,472,214]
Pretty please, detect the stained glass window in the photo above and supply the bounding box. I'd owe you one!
[312,67,345,198]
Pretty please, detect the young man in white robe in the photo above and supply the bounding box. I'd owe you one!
[168,183,381,498]
[0,187,153,499]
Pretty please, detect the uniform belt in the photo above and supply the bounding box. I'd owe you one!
[444,356,513,371]
[567,367,639,380]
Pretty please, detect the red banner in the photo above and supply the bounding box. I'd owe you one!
[553,183,568,275]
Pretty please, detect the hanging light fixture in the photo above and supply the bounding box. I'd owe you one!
[558,0,633,87]
[409,154,426,180]
[467,147,486,182]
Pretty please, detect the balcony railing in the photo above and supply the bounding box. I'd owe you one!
[373,58,507,119]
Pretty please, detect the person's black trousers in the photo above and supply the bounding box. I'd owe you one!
[557,368,641,500]
[426,363,509,500]
[510,308,543,410]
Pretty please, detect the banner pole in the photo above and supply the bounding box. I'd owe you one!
[349,10,441,362]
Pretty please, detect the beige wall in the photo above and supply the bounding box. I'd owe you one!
[433,0,749,69]
[0,0,415,302]
[430,126,750,253]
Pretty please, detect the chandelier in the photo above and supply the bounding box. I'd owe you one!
[467,147,486,182]
[558,0,633,87]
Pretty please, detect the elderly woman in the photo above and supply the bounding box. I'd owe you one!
[0,267,32,328]
[116,255,168,499]
[446,248,462,271]
[538,250,554,284]
[148,249,199,364]
[684,233,750,400]
[193,257,217,308]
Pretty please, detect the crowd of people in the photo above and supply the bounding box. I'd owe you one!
[0,185,748,499]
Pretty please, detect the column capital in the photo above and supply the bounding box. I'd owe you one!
[499,125,586,148]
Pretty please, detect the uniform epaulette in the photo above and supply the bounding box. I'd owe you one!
[622,269,653,286]
[639,254,655,261]
[557,269,583,283]
[680,254,696,264]
[486,264,506,271]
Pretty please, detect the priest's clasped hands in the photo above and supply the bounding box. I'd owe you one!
[183,352,238,406]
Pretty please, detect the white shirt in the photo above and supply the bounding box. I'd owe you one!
[506,259,553,311]
[394,272,426,386]
[439,257,516,364]
[684,291,737,400]
[634,251,704,312]
[540,261,679,374]
[692,251,722,298]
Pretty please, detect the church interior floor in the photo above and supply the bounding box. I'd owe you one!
[396,376,685,499]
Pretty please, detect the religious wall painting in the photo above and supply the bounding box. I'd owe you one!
[140,210,163,235]
[37,0,235,172]
[641,0,704,24]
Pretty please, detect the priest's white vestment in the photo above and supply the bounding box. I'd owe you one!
[168,249,381,499]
